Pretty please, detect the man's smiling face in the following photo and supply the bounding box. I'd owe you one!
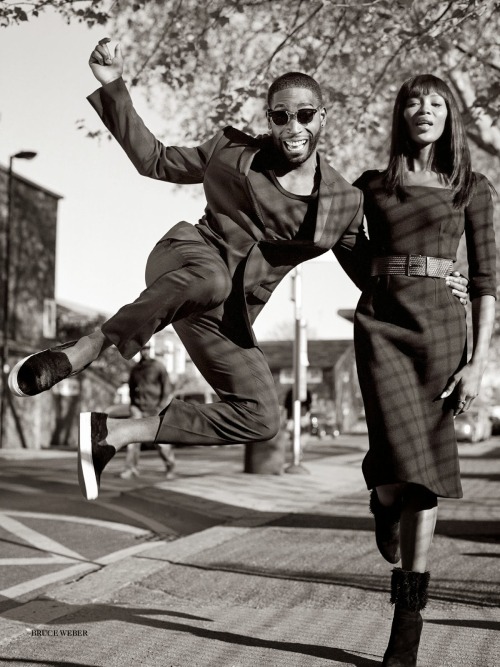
[268,86,326,167]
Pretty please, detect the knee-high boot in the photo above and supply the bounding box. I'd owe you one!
[382,568,430,667]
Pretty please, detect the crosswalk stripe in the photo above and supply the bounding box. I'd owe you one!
[0,483,40,495]
[0,514,83,561]
[6,511,149,536]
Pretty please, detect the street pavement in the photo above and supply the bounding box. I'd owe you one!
[0,434,499,666]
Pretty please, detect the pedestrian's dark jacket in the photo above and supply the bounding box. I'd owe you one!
[88,78,366,345]
[129,357,169,413]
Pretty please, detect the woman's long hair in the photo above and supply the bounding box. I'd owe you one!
[383,74,475,208]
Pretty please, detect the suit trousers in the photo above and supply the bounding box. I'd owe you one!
[123,405,175,472]
[102,237,281,446]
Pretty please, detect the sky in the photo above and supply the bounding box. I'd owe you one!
[0,10,360,341]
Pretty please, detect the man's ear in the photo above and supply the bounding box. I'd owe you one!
[320,106,327,127]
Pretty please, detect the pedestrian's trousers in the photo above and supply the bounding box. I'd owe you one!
[101,237,280,446]
[124,405,175,471]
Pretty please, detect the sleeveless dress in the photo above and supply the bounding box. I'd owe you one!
[352,171,496,498]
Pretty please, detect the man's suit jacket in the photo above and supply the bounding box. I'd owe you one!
[88,78,366,346]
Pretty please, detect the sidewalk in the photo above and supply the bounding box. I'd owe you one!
[1,436,499,666]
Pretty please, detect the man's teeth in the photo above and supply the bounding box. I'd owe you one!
[285,139,307,148]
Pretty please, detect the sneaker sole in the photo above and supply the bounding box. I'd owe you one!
[8,353,38,397]
[78,413,99,501]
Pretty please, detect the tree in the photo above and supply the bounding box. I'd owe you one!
[3,0,500,319]
[0,0,110,27]
[111,0,500,181]
[3,1,499,170]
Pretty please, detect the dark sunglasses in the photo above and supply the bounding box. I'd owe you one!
[267,108,319,126]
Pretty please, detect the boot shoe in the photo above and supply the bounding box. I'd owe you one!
[370,490,401,564]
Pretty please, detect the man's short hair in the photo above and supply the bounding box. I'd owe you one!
[267,72,323,107]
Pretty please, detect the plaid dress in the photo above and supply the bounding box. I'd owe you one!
[353,171,496,498]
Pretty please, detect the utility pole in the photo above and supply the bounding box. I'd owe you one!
[286,266,309,474]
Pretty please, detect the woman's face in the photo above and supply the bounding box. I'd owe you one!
[403,91,448,147]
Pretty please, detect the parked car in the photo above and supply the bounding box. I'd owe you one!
[454,407,492,443]
[309,411,340,438]
[488,405,500,435]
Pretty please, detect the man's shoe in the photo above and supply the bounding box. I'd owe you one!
[8,341,77,397]
[369,490,402,564]
[165,470,175,481]
[78,412,116,501]
[119,467,140,480]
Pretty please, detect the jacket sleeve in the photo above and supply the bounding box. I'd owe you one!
[332,188,372,291]
[87,77,224,184]
[464,174,497,300]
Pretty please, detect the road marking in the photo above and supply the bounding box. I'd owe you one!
[0,510,161,599]
[1,563,97,599]
[0,482,41,494]
[0,514,83,561]
[0,557,75,565]
[7,511,149,536]
[99,501,177,536]
[96,540,165,565]
[1,541,165,599]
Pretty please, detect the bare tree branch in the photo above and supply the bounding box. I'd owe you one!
[262,2,325,75]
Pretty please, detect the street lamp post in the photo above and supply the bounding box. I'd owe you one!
[286,266,309,475]
[0,151,37,448]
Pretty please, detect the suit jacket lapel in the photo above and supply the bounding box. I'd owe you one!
[237,141,267,234]
[314,155,340,243]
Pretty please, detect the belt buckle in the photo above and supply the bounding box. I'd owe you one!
[406,254,418,276]
[406,254,426,276]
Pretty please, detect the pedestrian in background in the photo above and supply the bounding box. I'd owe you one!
[337,74,496,666]
[120,343,175,480]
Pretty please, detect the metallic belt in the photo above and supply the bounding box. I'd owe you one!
[371,255,454,278]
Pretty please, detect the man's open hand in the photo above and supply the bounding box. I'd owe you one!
[446,271,469,307]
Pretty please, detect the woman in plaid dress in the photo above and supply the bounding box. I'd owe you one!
[348,75,496,666]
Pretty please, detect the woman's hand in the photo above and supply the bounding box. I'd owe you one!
[89,37,123,85]
[445,271,468,307]
[440,362,483,416]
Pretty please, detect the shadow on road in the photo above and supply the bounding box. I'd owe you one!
[1,597,380,666]
[0,659,98,667]
[427,618,500,631]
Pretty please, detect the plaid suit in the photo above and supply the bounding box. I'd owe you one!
[87,78,363,446]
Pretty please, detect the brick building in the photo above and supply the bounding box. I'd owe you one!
[0,165,62,449]
[0,168,128,449]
